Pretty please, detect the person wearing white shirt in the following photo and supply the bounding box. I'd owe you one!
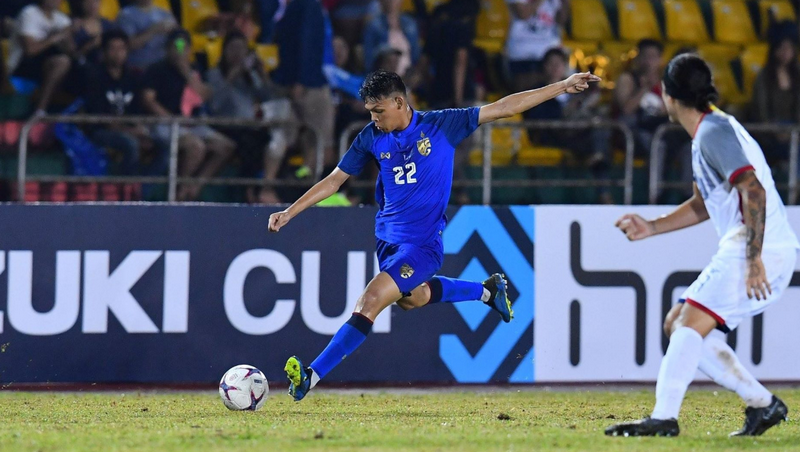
[8,0,75,116]
[505,0,568,91]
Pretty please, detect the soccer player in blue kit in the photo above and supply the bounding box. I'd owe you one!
[268,70,600,400]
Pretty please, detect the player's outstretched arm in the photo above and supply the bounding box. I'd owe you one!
[734,170,771,300]
[268,168,351,232]
[477,72,601,124]
[615,183,709,240]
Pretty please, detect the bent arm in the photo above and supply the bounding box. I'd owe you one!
[649,183,710,235]
[284,168,351,219]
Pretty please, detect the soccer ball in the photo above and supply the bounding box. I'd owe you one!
[218,364,269,411]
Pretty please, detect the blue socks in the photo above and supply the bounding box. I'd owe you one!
[310,313,373,380]
[426,276,485,304]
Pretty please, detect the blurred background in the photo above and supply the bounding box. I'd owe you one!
[0,0,798,207]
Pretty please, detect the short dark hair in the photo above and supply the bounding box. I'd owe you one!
[662,53,719,111]
[165,28,192,48]
[102,29,129,49]
[638,39,664,54]
[543,47,568,64]
[359,70,407,102]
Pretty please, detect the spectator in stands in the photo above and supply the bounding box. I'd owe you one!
[333,36,370,138]
[615,39,691,200]
[142,29,236,201]
[505,0,568,91]
[525,48,613,203]
[329,0,376,47]
[207,31,289,203]
[204,0,260,42]
[118,0,177,70]
[751,21,800,166]
[85,30,168,177]
[422,0,482,109]
[7,0,75,116]
[254,0,283,43]
[72,0,116,65]
[273,0,335,177]
[362,0,420,77]
[613,39,668,153]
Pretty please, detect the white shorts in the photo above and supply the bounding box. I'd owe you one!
[680,247,797,332]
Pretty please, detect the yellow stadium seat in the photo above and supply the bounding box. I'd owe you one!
[698,44,746,105]
[100,0,120,20]
[712,0,758,45]
[665,0,710,44]
[60,0,70,15]
[759,0,797,38]
[617,0,662,41]
[476,0,510,40]
[562,40,600,70]
[255,44,279,71]
[205,38,223,67]
[180,0,220,51]
[570,0,614,41]
[740,43,769,97]
[517,146,566,166]
[152,0,174,14]
[597,41,638,88]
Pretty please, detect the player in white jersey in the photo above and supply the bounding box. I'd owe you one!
[607,54,800,438]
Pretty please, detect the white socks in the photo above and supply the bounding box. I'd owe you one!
[309,368,321,389]
[481,288,491,302]
[698,331,772,408]
[652,327,704,420]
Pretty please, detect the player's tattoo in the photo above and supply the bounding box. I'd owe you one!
[739,173,766,262]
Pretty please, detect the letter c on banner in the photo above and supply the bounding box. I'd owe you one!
[224,249,296,335]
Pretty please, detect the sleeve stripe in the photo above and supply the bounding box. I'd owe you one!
[729,165,755,184]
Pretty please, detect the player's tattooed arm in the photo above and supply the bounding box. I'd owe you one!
[734,170,771,300]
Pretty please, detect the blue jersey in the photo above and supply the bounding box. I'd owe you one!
[338,107,480,245]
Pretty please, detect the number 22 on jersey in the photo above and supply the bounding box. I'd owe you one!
[393,162,417,185]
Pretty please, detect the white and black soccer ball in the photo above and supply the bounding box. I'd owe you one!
[219,364,269,411]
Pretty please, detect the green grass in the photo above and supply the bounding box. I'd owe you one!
[0,388,798,451]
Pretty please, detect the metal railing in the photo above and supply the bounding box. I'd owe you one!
[17,115,323,202]
[340,119,635,205]
[649,123,800,204]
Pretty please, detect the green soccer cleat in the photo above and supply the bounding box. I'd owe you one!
[284,356,312,401]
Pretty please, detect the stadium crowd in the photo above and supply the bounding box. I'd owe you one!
[0,0,798,204]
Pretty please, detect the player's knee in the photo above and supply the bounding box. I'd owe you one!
[396,298,415,311]
[358,290,382,314]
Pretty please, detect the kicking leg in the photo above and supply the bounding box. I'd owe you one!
[395,274,514,322]
[606,303,717,437]
[284,272,401,401]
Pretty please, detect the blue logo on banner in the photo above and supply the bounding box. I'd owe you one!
[439,206,535,383]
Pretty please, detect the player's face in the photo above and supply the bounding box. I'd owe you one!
[661,82,678,123]
[365,96,405,132]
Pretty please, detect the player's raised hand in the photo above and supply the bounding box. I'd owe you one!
[564,72,601,94]
[746,256,772,301]
[615,213,655,241]
[268,210,292,233]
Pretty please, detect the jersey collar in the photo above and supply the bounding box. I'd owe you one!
[392,109,419,141]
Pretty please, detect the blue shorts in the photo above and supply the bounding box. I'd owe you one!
[376,236,443,296]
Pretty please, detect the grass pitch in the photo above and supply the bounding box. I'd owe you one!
[0,388,798,451]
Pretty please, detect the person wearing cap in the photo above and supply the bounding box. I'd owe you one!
[141,29,236,201]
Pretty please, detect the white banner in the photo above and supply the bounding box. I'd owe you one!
[534,206,800,383]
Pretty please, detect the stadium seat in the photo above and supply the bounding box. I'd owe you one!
[205,39,223,67]
[60,0,70,15]
[476,0,510,41]
[180,0,220,51]
[152,0,174,14]
[712,0,758,45]
[617,0,662,41]
[570,0,614,41]
[597,41,638,89]
[758,0,796,38]
[561,40,600,71]
[100,0,120,21]
[740,43,769,97]
[697,44,747,105]
[255,44,279,71]
[664,0,710,44]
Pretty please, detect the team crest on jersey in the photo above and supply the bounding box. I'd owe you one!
[380,152,391,160]
[416,132,431,157]
[400,263,414,279]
